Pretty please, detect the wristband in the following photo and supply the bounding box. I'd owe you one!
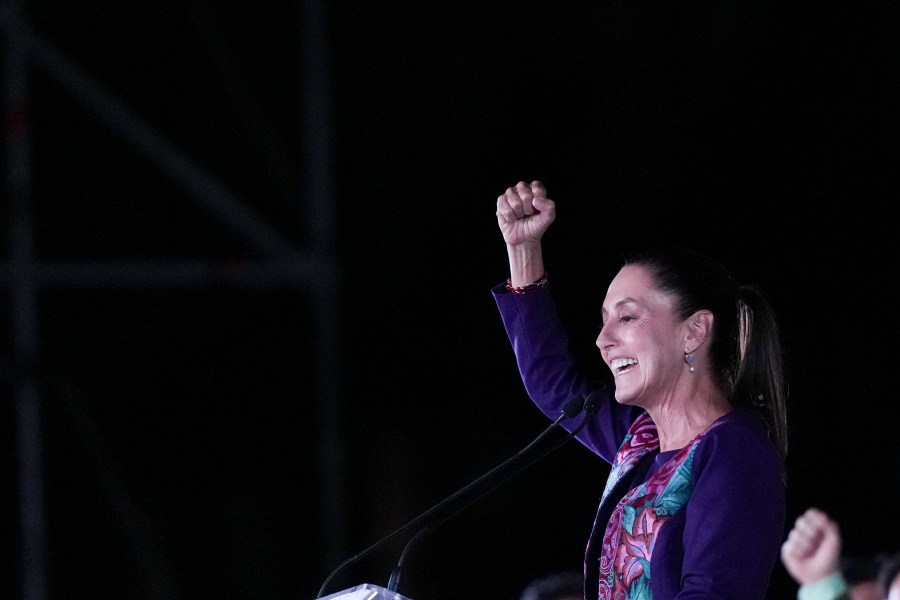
[506,272,549,294]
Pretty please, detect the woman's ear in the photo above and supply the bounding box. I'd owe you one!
[684,309,714,353]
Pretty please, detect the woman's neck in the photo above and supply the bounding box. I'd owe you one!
[648,389,732,452]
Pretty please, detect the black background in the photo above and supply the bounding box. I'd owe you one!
[2,1,899,599]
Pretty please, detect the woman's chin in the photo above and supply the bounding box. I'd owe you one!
[614,391,638,406]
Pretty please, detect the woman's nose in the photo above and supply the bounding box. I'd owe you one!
[596,325,613,349]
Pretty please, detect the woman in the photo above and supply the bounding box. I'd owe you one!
[493,181,788,599]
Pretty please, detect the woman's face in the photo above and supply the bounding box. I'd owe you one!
[596,264,687,408]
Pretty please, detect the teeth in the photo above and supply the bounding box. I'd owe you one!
[611,358,637,370]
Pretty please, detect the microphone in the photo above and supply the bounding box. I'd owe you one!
[315,392,596,598]
[384,391,602,594]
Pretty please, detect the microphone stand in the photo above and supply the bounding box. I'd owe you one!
[384,396,599,594]
[315,394,592,598]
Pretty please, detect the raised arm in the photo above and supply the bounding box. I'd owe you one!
[496,180,556,287]
[493,180,636,462]
[780,507,843,586]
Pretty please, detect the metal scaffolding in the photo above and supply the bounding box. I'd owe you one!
[1,1,345,597]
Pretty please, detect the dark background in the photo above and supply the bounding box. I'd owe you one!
[2,1,899,599]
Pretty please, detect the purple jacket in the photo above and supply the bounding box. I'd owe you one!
[493,283,785,600]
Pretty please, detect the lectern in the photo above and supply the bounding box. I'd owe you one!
[318,583,414,600]
[316,396,597,600]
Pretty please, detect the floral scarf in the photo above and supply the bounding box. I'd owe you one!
[595,413,723,600]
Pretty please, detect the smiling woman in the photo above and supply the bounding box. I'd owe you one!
[491,180,789,600]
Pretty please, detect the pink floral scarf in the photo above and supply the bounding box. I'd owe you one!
[595,413,722,599]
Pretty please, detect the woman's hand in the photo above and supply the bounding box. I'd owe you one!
[496,180,556,247]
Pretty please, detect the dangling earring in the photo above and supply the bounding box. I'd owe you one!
[684,352,696,373]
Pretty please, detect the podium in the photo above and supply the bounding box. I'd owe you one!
[316,397,595,600]
[317,583,414,600]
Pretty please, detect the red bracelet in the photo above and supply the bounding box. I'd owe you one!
[506,272,549,294]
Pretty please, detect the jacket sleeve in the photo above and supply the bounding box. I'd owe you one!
[492,281,639,463]
[675,412,787,599]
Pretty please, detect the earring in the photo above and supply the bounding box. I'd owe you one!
[684,352,695,373]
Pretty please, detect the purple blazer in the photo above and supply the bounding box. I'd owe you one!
[493,283,785,600]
